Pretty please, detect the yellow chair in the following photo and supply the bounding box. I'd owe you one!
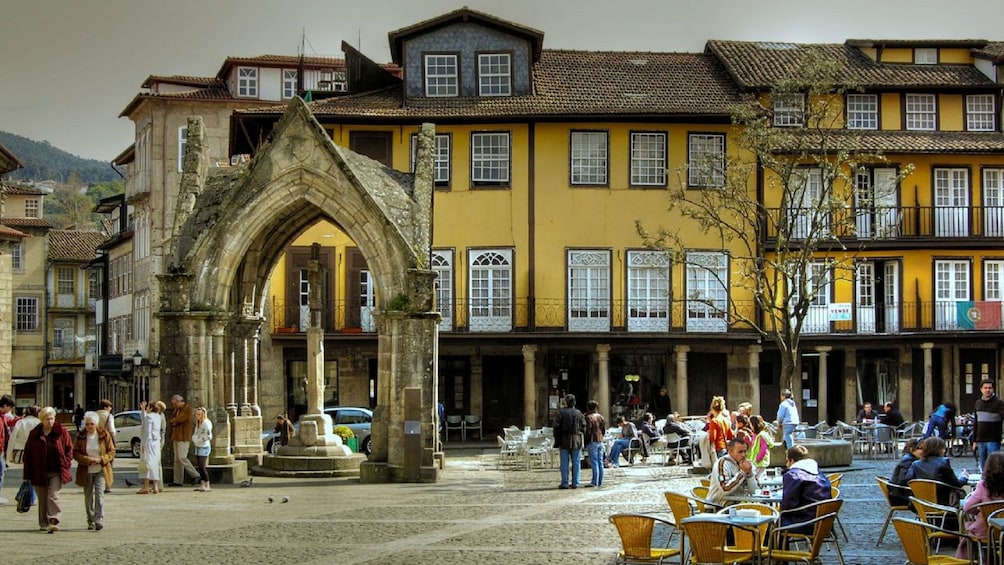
[892,517,976,565]
[681,515,754,565]
[690,486,719,513]
[971,500,1004,560]
[778,498,846,565]
[826,472,843,488]
[608,513,682,565]
[875,476,911,545]
[715,502,778,555]
[766,512,838,565]
[910,478,966,507]
[911,496,964,553]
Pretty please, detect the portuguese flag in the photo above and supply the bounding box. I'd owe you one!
[957,301,1003,330]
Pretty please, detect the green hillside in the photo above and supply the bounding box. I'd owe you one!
[0,130,120,184]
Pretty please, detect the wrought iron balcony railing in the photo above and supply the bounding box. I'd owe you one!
[764,205,1004,241]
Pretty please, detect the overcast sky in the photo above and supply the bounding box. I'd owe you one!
[1,0,1001,162]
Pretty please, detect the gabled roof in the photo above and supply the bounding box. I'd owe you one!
[239,50,742,120]
[1,184,46,196]
[0,141,22,174]
[119,87,236,117]
[706,40,996,90]
[973,42,1004,61]
[3,217,53,229]
[141,75,220,89]
[0,224,28,241]
[48,229,106,262]
[215,54,346,79]
[388,7,544,64]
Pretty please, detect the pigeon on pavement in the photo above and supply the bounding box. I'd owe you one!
[239,478,254,488]
[281,496,290,503]
[267,496,275,503]
[124,478,141,487]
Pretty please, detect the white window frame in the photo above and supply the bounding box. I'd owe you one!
[846,94,878,130]
[685,251,728,332]
[935,259,970,330]
[966,94,996,132]
[688,133,725,188]
[424,54,458,97]
[773,94,805,127]
[237,66,258,98]
[478,53,511,96]
[985,260,1004,302]
[905,94,936,131]
[15,296,39,331]
[25,198,40,218]
[410,133,451,186]
[567,250,610,332]
[283,69,298,99]
[934,168,970,237]
[627,250,670,332]
[57,266,74,295]
[470,132,510,186]
[790,168,829,239]
[630,132,667,187]
[12,241,23,271]
[570,131,608,185]
[794,261,832,334]
[177,126,188,172]
[432,250,454,331]
[914,48,938,64]
[984,168,1004,237]
[468,249,513,332]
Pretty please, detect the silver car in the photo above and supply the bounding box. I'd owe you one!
[113,410,143,457]
[262,407,372,455]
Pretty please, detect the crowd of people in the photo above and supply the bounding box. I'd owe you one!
[0,393,213,533]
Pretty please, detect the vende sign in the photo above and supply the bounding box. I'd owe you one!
[828,303,852,321]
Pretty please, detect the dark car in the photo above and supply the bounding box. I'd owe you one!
[262,406,372,455]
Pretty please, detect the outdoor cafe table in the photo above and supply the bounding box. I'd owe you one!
[688,511,778,565]
[988,514,1004,565]
[724,489,784,506]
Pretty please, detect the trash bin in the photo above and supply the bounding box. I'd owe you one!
[347,437,359,452]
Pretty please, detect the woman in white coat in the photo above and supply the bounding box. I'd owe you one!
[7,405,40,463]
[137,400,166,494]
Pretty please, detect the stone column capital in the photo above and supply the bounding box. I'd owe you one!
[921,342,935,350]
[815,346,833,354]
[748,344,763,355]
[596,343,611,354]
[521,344,538,361]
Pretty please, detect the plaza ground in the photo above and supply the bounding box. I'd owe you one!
[0,445,931,564]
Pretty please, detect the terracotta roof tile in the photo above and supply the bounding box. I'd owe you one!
[3,218,53,228]
[974,42,1004,59]
[0,224,28,239]
[777,130,1004,154]
[48,230,105,261]
[241,50,742,119]
[142,75,221,89]
[706,40,995,90]
[2,184,46,196]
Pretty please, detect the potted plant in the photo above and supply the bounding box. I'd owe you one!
[332,425,357,452]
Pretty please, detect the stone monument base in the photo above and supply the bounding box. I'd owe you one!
[359,461,439,483]
[253,413,367,478]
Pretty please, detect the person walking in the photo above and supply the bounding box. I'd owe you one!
[168,394,200,486]
[137,400,166,494]
[72,411,115,531]
[552,393,586,490]
[7,405,40,464]
[95,399,117,493]
[974,379,1004,472]
[23,406,73,533]
[583,400,605,488]
[776,389,800,449]
[191,407,213,492]
[0,394,15,503]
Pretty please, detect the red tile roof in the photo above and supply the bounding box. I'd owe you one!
[706,40,996,90]
[215,55,346,79]
[776,129,1004,154]
[48,229,106,261]
[3,217,53,228]
[0,225,28,240]
[2,184,46,196]
[142,75,221,89]
[0,142,22,174]
[240,50,743,119]
[974,42,1004,60]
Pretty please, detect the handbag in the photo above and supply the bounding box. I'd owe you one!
[15,481,35,513]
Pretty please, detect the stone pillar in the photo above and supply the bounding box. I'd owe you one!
[74,369,86,411]
[675,345,690,416]
[596,344,611,420]
[209,319,232,464]
[922,342,934,419]
[522,345,537,427]
[748,345,762,414]
[816,346,831,424]
[843,349,857,423]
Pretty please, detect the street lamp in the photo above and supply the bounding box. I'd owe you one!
[132,351,146,409]
[133,351,143,367]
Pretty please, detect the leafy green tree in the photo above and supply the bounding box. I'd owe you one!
[638,51,913,392]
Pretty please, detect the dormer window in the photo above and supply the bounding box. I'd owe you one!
[424,54,458,97]
[478,53,511,96]
[283,70,298,99]
[914,48,938,64]
[25,198,40,218]
[237,67,258,97]
[773,94,804,127]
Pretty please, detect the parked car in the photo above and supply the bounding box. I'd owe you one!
[113,410,144,457]
[262,407,372,455]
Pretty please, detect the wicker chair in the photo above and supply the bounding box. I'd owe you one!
[680,515,754,565]
[766,512,838,565]
[875,476,912,545]
[609,513,682,564]
[892,517,976,565]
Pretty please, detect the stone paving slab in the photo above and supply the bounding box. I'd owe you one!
[0,451,938,564]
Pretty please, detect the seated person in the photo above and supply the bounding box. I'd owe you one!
[905,436,969,506]
[662,413,692,464]
[958,451,1004,559]
[878,402,905,429]
[707,438,759,507]
[856,402,879,424]
[606,416,642,468]
[274,414,294,448]
[889,438,924,507]
[780,445,833,533]
[636,412,662,462]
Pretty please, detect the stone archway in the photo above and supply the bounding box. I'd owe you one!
[160,98,440,482]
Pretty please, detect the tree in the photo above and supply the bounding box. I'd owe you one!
[638,51,913,392]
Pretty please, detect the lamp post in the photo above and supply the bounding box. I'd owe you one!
[132,351,147,409]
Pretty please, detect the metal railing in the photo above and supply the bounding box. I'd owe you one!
[765,205,1004,240]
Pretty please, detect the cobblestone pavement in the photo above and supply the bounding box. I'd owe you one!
[0,447,950,564]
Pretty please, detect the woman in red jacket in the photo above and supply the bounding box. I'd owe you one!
[23,406,73,533]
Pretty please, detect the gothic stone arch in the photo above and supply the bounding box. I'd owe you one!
[161,98,440,482]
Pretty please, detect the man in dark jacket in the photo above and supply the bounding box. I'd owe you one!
[552,394,586,489]
[780,445,832,533]
[974,379,1004,472]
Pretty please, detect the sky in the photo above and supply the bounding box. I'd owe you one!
[1,0,1002,162]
